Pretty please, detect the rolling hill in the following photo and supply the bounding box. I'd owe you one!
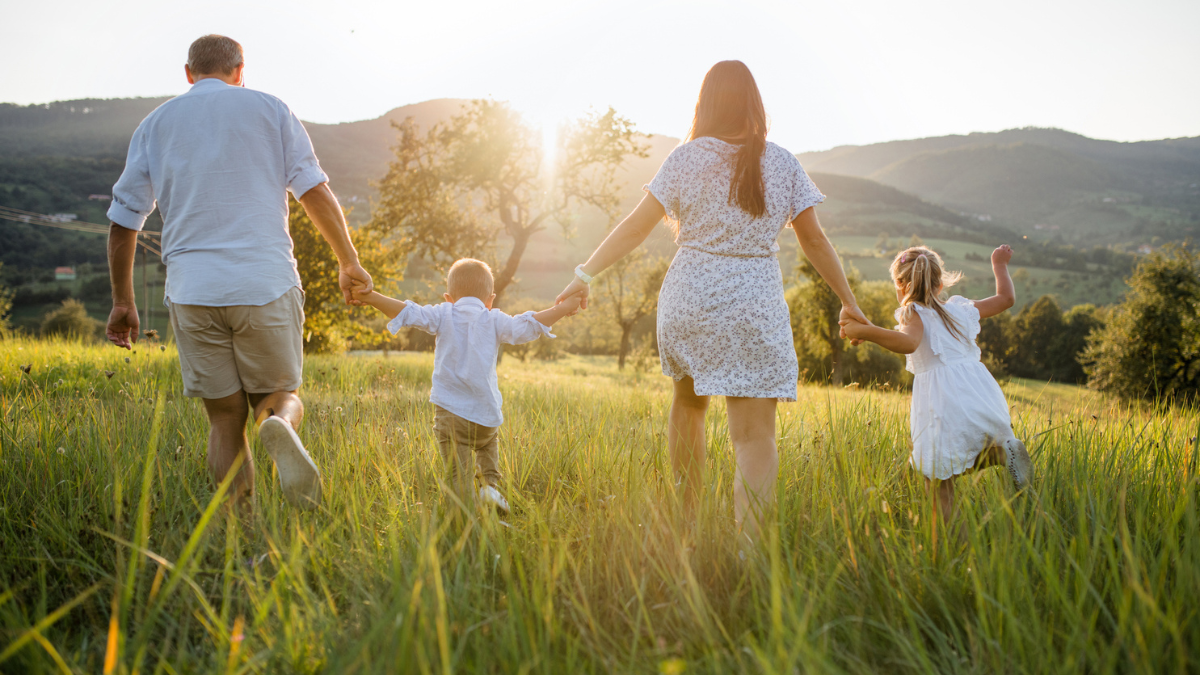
[799,128,1200,245]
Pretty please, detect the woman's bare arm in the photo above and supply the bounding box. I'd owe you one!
[555,193,666,308]
[791,207,868,326]
[973,245,1016,319]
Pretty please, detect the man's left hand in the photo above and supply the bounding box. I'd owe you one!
[340,263,373,305]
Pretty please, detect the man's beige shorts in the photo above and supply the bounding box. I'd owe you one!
[169,286,305,399]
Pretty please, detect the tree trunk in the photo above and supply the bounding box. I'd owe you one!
[618,324,634,370]
[492,227,533,306]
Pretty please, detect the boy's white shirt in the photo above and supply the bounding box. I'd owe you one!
[387,296,553,427]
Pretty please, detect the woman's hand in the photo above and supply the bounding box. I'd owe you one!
[556,278,590,312]
[839,304,871,344]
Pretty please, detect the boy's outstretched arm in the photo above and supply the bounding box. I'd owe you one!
[974,245,1016,319]
[840,314,924,355]
[533,293,584,327]
[353,289,407,319]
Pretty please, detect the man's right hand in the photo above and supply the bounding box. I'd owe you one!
[106,304,140,349]
[339,263,373,306]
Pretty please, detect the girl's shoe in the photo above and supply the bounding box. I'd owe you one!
[1004,438,1033,490]
[259,416,322,509]
[479,486,510,515]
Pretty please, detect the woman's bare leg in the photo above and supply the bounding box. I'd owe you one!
[725,396,779,542]
[668,377,709,517]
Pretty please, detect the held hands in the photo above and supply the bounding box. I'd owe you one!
[340,262,374,306]
[556,278,590,315]
[991,244,1013,268]
[838,304,872,345]
[350,282,374,304]
[557,292,585,314]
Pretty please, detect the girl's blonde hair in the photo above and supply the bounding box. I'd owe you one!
[890,246,967,342]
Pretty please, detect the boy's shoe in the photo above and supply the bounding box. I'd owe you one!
[1004,438,1033,490]
[259,416,322,509]
[479,485,510,515]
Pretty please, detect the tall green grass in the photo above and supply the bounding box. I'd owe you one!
[0,336,1195,673]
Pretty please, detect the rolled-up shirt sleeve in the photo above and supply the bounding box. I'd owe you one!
[494,310,554,345]
[107,123,156,231]
[387,302,445,336]
[280,104,329,198]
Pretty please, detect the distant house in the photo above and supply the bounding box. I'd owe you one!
[1138,245,1153,255]
[48,213,78,223]
[88,194,112,201]
[55,266,77,280]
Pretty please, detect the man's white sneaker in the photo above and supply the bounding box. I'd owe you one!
[479,486,510,515]
[1005,438,1033,490]
[259,416,322,509]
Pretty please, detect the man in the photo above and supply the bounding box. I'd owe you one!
[106,34,371,509]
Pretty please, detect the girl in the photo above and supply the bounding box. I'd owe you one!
[555,61,868,541]
[840,245,1032,521]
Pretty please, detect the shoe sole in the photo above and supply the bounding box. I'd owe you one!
[259,416,322,509]
[479,488,510,515]
[1005,439,1033,490]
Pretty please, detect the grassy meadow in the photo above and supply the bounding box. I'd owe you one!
[0,337,1197,673]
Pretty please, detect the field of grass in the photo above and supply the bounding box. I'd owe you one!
[1,337,1197,673]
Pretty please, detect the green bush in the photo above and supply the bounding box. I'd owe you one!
[1083,245,1200,400]
[39,298,100,340]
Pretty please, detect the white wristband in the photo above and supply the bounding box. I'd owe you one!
[574,264,593,284]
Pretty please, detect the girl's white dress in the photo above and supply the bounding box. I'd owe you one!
[903,296,1016,480]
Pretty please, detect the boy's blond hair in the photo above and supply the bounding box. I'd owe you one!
[447,259,494,300]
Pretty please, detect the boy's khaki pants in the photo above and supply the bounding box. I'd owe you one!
[433,406,501,491]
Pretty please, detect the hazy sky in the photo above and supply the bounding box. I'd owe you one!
[3,0,1198,152]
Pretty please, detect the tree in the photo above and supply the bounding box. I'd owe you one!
[40,299,99,339]
[1058,304,1104,383]
[791,257,862,384]
[788,266,907,387]
[976,311,1014,379]
[290,197,397,353]
[1084,245,1200,400]
[1007,295,1066,379]
[593,250,669,369]
[367,100,649,306]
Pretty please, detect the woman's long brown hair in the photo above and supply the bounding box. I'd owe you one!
[687,60,768,218]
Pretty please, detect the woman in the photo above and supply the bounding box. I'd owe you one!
[556,60,867,541]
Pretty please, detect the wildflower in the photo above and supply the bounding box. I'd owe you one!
[19,364,31,374]
[57,447,66,455]
[104,371,115,379]
[159,345,166,352]
[144,329,159,339]
[124,357,131,364]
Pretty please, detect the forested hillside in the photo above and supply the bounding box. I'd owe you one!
[799,128,1200,245]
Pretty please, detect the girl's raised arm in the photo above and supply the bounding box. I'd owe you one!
[973,245,1016,319]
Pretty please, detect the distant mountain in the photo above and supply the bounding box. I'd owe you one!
[798,128,1200,244]
[0,97,170,157]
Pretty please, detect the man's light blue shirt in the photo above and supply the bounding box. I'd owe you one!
[108,78,329,307]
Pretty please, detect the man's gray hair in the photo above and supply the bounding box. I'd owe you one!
[187,35,243,76]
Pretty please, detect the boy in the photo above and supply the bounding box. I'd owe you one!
[354,258,583,513]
